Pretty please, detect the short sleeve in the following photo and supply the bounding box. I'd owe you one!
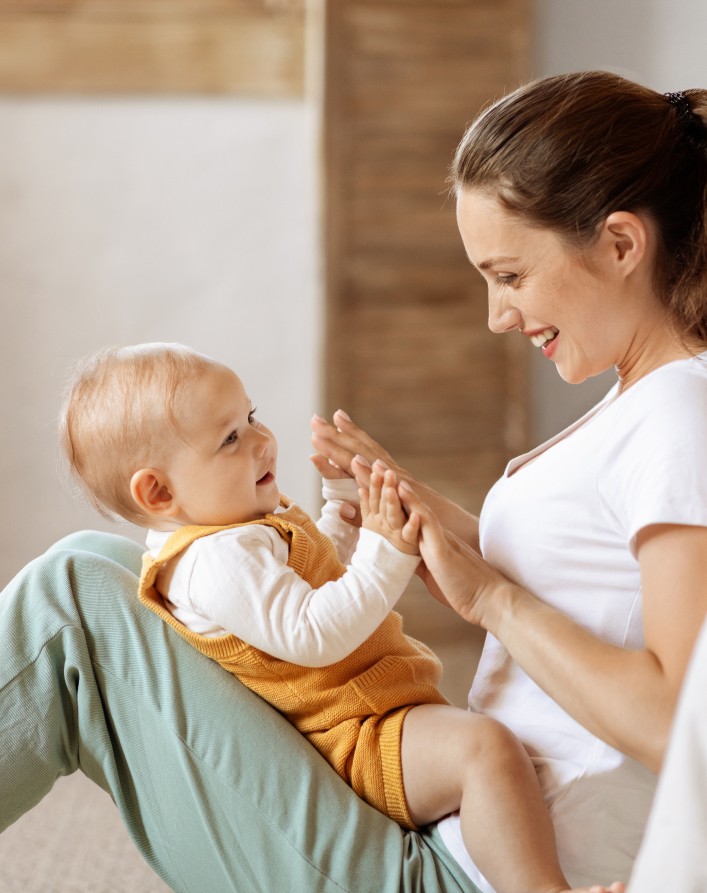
[599,361,707,556]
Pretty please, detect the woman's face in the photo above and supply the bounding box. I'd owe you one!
[455,188,657,386]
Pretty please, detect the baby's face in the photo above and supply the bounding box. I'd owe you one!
[166,362,280,526]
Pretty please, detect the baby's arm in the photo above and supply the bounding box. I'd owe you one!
[173,518,419,668]
[317,476,361,564]
[314,461,420,564]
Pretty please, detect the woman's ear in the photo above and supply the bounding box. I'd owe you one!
[130,468,176,519]
[601,210,650,277]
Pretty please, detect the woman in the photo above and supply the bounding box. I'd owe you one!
[311,71,707,890]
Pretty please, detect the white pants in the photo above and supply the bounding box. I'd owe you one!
[628,619,707,892]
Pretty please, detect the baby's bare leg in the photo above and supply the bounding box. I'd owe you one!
[402,704,573,893]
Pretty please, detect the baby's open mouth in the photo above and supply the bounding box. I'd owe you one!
[257,471,275,485]
[530,327,559,349]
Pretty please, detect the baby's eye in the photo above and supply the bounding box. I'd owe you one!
[248,407,258,425]
[222,430,238,447]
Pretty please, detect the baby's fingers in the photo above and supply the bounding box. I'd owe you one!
[359,486,371,521]
[309,453,349,480]
[367,468,384,515]
[401,511,421,547]
[379,470,403,525]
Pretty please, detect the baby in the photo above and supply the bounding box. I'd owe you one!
[60,342,620,893]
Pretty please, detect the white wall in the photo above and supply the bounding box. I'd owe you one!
[0,97,320,584]
[531,0,707,440]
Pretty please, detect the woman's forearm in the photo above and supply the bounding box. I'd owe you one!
[491,583,672,772]
[408,491,679,772]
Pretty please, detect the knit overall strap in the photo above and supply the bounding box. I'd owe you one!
[139,497,307,612]
[138,498,346,636]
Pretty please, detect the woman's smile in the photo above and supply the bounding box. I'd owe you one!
[454,189,680,388]
[527,327,560,351]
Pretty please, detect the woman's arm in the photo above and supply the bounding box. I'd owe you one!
[402,481,707,772]
[311,410,480,550]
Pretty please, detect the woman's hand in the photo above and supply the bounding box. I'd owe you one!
[312,410,481,548]
[311,410,406,485]
[310,410,414,531]
[399,481,511,629]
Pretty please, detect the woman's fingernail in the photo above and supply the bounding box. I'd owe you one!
[373,459,389,470]
[311,414,326,423]
[340,503,357,519]
[353,454,371,467]
[399,480,412,493]
[334,409,351,422]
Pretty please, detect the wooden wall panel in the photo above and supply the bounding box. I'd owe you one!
[320,0,531,704]
[0,1,305,94]
[322,0,531,516]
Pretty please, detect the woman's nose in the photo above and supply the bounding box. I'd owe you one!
[487,293,522,334]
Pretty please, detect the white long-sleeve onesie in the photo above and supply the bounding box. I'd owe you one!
[146,478,420,668]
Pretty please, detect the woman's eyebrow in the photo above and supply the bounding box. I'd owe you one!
[478,255,519,271]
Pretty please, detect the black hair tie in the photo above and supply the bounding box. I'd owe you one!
[665,91,705,148]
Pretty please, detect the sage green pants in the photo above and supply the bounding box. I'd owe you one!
[0,530,478,893]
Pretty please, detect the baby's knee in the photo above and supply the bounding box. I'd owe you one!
[459,715,528,773]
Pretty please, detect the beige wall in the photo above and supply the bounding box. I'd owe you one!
[0,97,320,584]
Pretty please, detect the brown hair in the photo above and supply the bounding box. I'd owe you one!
[451,70,707,343]
[59,342,212,525]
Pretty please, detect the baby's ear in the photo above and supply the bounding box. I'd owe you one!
[130,468,175,518]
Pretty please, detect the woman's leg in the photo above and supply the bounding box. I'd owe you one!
[0,532,479,893]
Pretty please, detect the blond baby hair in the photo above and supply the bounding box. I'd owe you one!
[60,342,212,526]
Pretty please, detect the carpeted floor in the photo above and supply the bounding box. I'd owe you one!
[0,772,171,893]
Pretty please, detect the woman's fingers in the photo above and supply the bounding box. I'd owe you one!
[309,453,350,480]
[311,410,396,475]
[351,455,373,489]
[339,501,361,527]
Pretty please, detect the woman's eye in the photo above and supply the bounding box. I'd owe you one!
[496,273,518,286]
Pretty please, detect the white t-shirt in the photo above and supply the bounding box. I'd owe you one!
[146,478,420,668]
[439,352,707,890]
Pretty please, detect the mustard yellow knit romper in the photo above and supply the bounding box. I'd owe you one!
[138,499,448,829]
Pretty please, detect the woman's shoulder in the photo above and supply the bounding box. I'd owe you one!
[639,351,707,391]
[617,352,707,424]
[592,353,707,474]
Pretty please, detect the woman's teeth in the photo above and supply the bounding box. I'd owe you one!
[530,328,558,349]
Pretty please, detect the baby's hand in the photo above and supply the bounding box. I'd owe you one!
[361,468,420,555]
